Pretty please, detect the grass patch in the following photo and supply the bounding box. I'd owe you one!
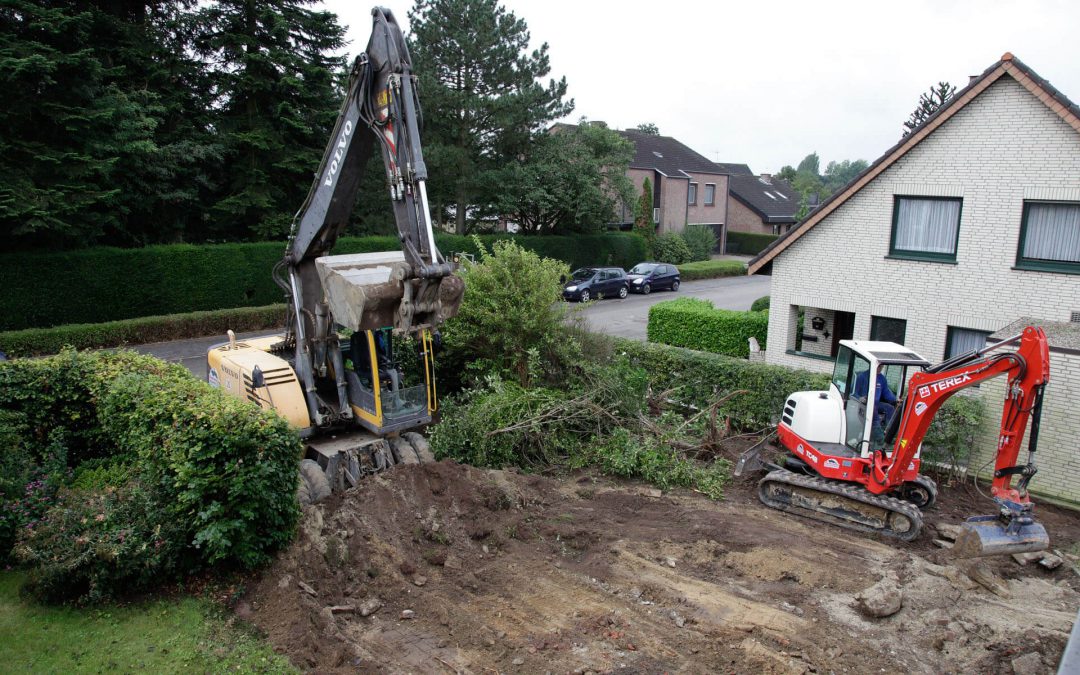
[0,572,293,673]
[676,260,746,280]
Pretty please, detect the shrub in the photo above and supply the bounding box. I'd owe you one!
[725,232,778,256]
[0,233,646,331]
[751,296,770,312]
[1,350,302,602]
[652,232,693,265]
[680,224,717,262]
[647,298,768,358]
[922,395,985,476]
[676,260,746,281]
[0,304,287,357]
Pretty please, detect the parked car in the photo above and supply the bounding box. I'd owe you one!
[626,262,680,294]
[562,267,629,302]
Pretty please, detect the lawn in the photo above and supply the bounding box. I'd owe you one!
[0,572,294,673]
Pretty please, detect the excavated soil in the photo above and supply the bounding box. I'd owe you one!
[243,460,1080,674]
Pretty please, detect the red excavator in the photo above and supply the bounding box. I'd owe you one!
[736,326,1051,558]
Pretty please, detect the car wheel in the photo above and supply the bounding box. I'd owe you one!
[618,285,628,299]
[642,283,651,295]
[579,289,590,302]
[672,280,680,292]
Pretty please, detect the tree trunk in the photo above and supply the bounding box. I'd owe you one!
[455,184,467,235]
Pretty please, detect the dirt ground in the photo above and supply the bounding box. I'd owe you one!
[242,457,1080,674]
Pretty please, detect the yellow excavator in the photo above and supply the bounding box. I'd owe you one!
[207,8,463,503]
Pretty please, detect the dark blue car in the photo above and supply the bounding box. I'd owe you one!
[562,267,629,302]
[626,262,680,294]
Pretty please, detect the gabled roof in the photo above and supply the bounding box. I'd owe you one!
[617,129,753,177]
[748,53,1080,274]
[728,175,800,223]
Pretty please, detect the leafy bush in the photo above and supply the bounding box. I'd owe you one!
[647,298,768,358]
[922,395,985,476]
[0,233,646,331]
[0,304,287,357]
[725,232,778,256]
[676,260,746,281]
[652,232,693,265]
[751,296,770,312]
[680,224,717,262]
[0,350,302,602]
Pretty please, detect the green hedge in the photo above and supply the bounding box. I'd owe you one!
[614,338,830,430]
[0,304,287,357]
[676,260,746,281]
[0,233,647,331]
[647,298,768,358]
[0,351,301,602]
[725,231,778,256]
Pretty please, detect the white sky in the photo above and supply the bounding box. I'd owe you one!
[322,0,1080,173]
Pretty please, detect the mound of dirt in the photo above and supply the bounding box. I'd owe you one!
[243,461,1079,673]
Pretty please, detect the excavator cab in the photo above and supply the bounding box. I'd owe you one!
[341,327,438,436]
[831,343,924,457]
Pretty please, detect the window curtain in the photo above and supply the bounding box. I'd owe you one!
[895,198,960,253]
[948,328,989,358]
[1024,203,1080,263]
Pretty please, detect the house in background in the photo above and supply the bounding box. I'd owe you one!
[616,129,751,246]
[748,53,1080,504]
[727,174,800,235]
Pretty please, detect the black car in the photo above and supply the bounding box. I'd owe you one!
[562,267,629,302]
[626,262,680,294]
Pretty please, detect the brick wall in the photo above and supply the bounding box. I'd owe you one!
[761,75,1080,501]
[726,195,770,234]
[658,176,688,234]
[686,172,728,227]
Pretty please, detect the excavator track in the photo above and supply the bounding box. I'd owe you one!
[758,469,924,542]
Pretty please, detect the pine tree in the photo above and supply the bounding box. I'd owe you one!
[408,0,573,234]
[903,82,956,137]
[634,177,655,256]
[196,0,346,240]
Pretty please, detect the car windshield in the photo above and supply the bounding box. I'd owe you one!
[629,263,656,275]
[570,268,595,281]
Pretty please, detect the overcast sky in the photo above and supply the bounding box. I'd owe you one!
[322,0,1080,174]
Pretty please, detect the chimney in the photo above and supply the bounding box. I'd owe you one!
[759,173,772,183]
[968,74,979,84]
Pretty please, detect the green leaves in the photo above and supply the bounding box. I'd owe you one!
[648,298,768,359]
[652,233,693,265]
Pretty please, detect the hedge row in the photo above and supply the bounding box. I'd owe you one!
[0,304,287,357]
[614,338,830,430]
[725,231,778,256]
[647,298,768,358]
[0,233,647,331]
[0,350,301,602]
[676,260,746,281]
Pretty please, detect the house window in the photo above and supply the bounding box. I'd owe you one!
[704,184,716,206]
[890,196,962,261]
[870,316,907,345]
[688,183,698,205]
[945,326,991,359]
[1016,201,1080,274]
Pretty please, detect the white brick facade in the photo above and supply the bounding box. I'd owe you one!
[761,76,1080,503]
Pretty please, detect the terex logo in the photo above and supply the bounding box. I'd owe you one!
[323,120,354,187]
[918,373,972,398]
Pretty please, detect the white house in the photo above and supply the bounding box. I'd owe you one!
[747,53,1080,504]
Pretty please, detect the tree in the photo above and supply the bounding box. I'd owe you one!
[634,122,659,135]
[496,121,633,234]
[822,159,869,194]
[634,177,655,255]
[903,81,956,136]
[775,165,797,184]
[408,0,573,234]
[196,0,347,240]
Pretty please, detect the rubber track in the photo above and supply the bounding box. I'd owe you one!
[758,469,924,542]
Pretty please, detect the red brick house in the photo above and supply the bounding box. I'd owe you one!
[727,173,800,235]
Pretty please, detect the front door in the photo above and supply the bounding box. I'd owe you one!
[831,311,856,358]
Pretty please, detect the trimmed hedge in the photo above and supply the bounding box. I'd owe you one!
[750,296,770,312]
[0,304,287,357]
[676,260,746,281]
[614,338,830,430]
[647,298,768,358]
[0,233,647,331]
[0,350,301,602]
[725,231,778,256]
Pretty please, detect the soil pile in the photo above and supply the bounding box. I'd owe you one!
[244,461,1080,673]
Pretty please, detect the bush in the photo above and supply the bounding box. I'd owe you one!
[922,395,985,476]
[0,233,647,331]
[725,232,778,256]
[652,232,693,265]
[751,296,770,312]
[676,260,746,281]
[613,338,830,430]
[680,224,718,262]
[647,298,769,358]
[0,304,287,357]
[1,350,302,602]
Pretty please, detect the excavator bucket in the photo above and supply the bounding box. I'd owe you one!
[316,252,464,333]
[951,514,1049,558]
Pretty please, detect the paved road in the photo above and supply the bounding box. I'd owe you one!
[138,274,771,378]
